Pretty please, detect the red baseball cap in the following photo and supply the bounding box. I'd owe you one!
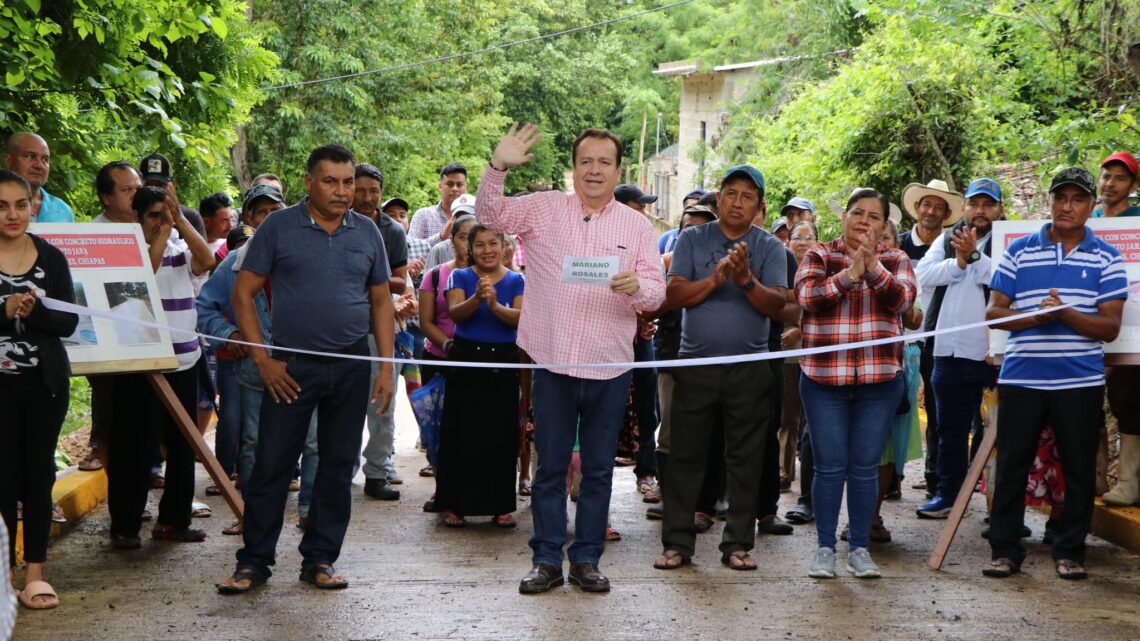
[1101,151,1139,179]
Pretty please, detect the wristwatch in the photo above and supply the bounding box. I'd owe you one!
[967,250,981,265]
[741,277,757,292]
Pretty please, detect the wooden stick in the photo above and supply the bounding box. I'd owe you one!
[145,371,244,520]
[905,82,956,192]
[927,393,998,570]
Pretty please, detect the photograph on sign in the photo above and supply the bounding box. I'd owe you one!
[62,282,99,348]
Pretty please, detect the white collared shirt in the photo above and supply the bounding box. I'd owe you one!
[915,231,993,361]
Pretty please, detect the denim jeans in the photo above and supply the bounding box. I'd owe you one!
[215,359,241,478]
[631,338,659,479]
[298,411,319,518]
[800,373,904,549]
[931,356,994,500]
[361,334,400,480]
[236,380,264,488]
[236,350,370,577]
[529,369,632,567]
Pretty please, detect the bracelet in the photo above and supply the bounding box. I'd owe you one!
[442,339,454,352]
[489,160,506,172]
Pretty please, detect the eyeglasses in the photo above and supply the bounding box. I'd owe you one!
[789,236,816,242]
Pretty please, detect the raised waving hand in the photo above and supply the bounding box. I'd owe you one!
[490,122,542,171]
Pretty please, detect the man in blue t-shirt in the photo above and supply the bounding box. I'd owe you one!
[984,167,1128,580]
[218,144,395,594]
[654,165,787,572]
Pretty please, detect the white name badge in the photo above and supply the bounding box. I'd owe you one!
[562,255,619,286]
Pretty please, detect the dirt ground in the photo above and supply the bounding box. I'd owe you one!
[13,397,1140,641]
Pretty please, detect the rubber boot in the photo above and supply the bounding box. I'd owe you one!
[1103,434,1140,506]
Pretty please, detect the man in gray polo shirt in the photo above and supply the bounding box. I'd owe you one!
[654,165,787,572]
[218,144,395,593]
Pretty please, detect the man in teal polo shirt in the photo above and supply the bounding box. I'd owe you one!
[1092,151,1139,218]
[3,132,74,222]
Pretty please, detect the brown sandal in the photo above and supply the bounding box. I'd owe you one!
[721,550,758,571]
[653,548,691,570]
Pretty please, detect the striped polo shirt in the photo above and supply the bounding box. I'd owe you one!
[990,223,1128,390]
[156,238,202,371]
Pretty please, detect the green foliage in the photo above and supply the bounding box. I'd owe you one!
[1,0,278,216]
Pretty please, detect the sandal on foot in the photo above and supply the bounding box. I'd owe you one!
[870,521,892,543]
[653,549,691,570]
[217,568,267,594]
[518,481,532,496]
[1055,559,1088,580]
[419,465,435,477]
[78,454,103,471]
[191,501,212,518]
[721,550,758,571]
[982,558,1020,578]
[222,520,243,536]
[18,581,59,610]
[300,563,348,590]
[443,513,467,528]
[606,527,622,541]
[205,485,222,496]
[493,514,517,528]
[152,524,207,542]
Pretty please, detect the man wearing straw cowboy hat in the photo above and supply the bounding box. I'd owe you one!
[899,179,964,499]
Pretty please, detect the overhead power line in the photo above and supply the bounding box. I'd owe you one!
[261,0,701,91]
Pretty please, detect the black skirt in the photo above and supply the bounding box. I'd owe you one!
[434,337,520,516]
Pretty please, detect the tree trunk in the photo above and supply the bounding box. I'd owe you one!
[229,0,255,189]
[637,109,647,189]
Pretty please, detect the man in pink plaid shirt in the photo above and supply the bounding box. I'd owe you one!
[477,123,665,595]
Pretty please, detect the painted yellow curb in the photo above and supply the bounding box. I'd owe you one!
[15,468,107,565]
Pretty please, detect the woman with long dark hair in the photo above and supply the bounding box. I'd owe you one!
[0,170,78,609]
[436,224,525,527]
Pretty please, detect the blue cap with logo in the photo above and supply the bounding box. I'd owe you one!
[963,178,1002,203]
[720,165,765,198]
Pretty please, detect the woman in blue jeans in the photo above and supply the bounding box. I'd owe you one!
[794,188,916,579]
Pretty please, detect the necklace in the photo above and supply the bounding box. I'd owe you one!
[1,234,30,337]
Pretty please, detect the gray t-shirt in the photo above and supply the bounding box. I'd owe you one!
[668,222,787,358]
[241,199,391,351]
[423,239,455,270]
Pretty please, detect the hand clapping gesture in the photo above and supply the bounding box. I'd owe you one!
[477,276,497,305]
[490,123,542,171]
[725,242,753,286]
[1036,288,1063,325]
[950,227,978,268]
[847,232,879,280]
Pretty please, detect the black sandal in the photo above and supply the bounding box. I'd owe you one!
[217,568,267,594]
[653,549,691,570]
[300,563,349,590]
[721,550,758,571]
[982,558,1021,578]
[1055,559,1088,580]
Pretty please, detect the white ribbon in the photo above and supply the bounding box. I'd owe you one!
[40,283,1135,370]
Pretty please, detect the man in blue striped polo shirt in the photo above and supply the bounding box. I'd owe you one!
[983,167,1128,580]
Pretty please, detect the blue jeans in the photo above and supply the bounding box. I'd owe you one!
[298,411,319,518]
[800,373,904,549]
[236,380,264,488]
[931,357,994,500]
[236,350,370,577]
[529,369,632,567]
[215,359,241,477]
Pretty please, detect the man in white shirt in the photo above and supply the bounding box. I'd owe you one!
[914,178,1004,518]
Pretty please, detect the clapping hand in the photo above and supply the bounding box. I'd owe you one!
[725,242,753,286]
[407,257,425,279]
[490,123,542,170]
[950,227,978,268]
[477,276,496,305]
[1036,288,1063,325]
[5,291,36,321]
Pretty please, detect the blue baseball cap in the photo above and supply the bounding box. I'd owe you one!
[781,197,816,216]
[683,188,707,201]
[964,178,1002,203]
[720,165,765,197]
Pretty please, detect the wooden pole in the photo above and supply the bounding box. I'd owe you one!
[927,392,998,570]
[905,83,956,192]
[146,372,243,519]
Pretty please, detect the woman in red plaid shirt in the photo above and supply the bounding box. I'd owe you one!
[794,188,917,579]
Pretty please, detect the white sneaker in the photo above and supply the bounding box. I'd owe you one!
[809,546,836,578]
[846,547,881,578]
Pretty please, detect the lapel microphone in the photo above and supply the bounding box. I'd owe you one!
[583,215,592,222]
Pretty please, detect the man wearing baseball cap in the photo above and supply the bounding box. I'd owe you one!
[424,193,476,270]
[1093,151,1140,218]
[614,183,658,215]
[914,178,1004,519]
[138,152,207,238]
[241,183,285,229]
[781,197,816,225]
[1098,150,1140,508]
[984,167,1127,580]
[659,188,708,254]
